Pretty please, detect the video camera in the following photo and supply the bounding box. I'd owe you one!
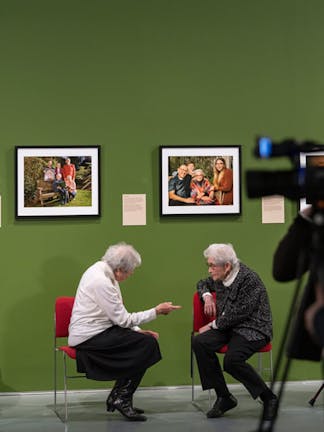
[246,136,324,201]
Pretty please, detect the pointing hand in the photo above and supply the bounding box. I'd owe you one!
[155,302,182,315]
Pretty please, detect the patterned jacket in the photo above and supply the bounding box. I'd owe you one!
[197,263,272,342]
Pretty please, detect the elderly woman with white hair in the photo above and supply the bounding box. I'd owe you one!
[190,169,215,205]
[192,243,277,422]
[68,242,181,422]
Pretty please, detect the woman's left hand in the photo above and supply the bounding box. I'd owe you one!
[198,323,212,334]
[139,329,159,339]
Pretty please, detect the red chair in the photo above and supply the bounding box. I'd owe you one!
[54,296,86,422]
[191,292,273,404]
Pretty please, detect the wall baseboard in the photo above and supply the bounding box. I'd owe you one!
[0,380,322,397]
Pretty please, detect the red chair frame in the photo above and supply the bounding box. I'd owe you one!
[54,296,86,422]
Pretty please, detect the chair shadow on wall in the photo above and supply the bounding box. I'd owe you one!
[2,255,81,396]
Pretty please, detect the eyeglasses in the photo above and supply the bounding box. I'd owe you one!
[207,262,224,269]
[118,268,133,275]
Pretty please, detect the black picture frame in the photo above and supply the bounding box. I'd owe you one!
[299,151,324,211]
[160,145,241,216]
[15,146,100,218]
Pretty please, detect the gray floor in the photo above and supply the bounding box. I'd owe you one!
[0,382,323,432]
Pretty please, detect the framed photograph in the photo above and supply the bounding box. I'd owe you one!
[16,146,100,218]
[160,145,241,216]
[299,151,324,211]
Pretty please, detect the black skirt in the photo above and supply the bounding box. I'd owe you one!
[75,326,162,381]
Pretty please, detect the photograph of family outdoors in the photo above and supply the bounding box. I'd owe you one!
[160,146,241,216]
[16,146,100,218]
[27,157,89,207]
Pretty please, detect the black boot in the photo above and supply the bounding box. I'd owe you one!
[107,376,147,421]
[106,379,144,414]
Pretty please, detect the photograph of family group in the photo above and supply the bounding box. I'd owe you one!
[160,146,241,216]
[16,146,100,218]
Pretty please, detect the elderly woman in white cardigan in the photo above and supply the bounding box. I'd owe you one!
[69,242,181,422]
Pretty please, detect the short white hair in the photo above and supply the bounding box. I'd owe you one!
[102,242,142,272]
[203,243,239,266]
[192,169,205,178]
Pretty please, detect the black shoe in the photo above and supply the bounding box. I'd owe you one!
[207,394,238,418]
[107,378,147,421]
[106,394,144,414]
[262,397,278,421]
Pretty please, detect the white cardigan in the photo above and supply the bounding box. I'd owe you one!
[68,261,156,346]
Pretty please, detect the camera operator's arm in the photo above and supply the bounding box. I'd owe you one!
[305,283,324,347]
[273,213,312,281]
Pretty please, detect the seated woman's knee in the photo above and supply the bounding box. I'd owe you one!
[192,333,204,351]
[140,332,159,348]
[223,351,244,373]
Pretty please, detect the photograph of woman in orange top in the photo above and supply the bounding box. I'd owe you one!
[212,157,233,205]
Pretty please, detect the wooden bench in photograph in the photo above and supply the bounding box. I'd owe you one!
[36,180,60,206]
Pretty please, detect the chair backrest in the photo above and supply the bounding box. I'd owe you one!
[55,296,75,338]
[193,291,216,332]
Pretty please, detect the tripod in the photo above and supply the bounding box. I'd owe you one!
[308,382,324,406]
[256,207,324,432]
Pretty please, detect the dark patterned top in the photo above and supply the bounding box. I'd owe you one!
[196,263,272,342]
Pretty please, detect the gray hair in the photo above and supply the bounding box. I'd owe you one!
[192,169,205,178]
[102,242,142,272]
[203,243,239,266]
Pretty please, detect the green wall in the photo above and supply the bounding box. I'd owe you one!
[0,0,323,392]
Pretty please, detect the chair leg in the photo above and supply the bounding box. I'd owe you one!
[191,332,213,410]
[257,350,273,382]
[54,349,57,412]
[191,333,195,402]
[63,353,68,422]
[191,355,196,402]
[257,352,262,376]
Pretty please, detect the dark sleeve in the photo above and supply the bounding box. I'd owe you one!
[168,176,176,192]
[196,278,215,301]
[313,306,324,348]
[272,215,311,282]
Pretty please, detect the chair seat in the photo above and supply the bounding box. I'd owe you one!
[258,342,272,353]
[217,342,272,354]
[58,345,77,359]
